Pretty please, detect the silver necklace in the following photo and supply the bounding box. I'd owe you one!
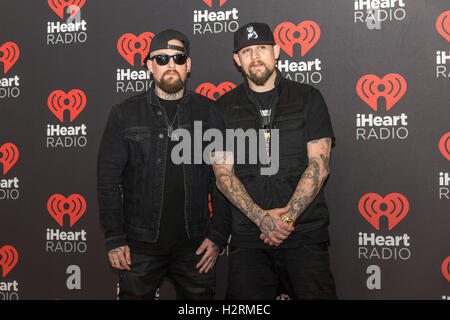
[167,108,179,139]
[157,97,179,139]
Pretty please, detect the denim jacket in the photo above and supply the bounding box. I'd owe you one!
[97,84,230,251]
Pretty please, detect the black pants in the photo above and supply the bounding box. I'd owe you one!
[119,248,216,300]
[226,243,337,300]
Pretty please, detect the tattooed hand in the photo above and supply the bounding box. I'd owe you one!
[196,238,220,273]
[258,206,294,246]
[108,245,131,270]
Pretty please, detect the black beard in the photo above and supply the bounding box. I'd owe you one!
[155,70,185,94]
[246,63,275,86]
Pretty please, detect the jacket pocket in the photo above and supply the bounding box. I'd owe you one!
[124,127,151,163]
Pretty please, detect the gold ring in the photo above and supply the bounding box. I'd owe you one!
[280,214,294,226]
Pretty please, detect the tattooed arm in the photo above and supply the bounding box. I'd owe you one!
[287,137,332,220]
[212,152,294,245]
[260,137,332,245]
[276,137,332,225]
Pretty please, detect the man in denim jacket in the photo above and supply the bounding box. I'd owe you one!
[97,29,230,299]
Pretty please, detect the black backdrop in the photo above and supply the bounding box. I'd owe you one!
[0,0,449,300]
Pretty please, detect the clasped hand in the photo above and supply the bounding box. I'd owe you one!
[258,205,295,246]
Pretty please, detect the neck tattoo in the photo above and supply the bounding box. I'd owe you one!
[155,86,184,101]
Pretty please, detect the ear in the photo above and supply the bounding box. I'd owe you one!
[186,57,192,73]
[233,53,242,67]
[146,59,153,74]
[273,44,280,60]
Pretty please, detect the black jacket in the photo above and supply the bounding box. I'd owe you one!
[97,84,230,251]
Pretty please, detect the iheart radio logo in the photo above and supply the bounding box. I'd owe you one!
[203,0,227,7]
[0,42,20,74]
[439,132,450,161]
[117,32,154,67]
[48,0,85,19]
[436,10,450,42]
[274,21,320,57]
[47,194,86,227]
[0,143,19,175]
[195,82,236,100]
[356,74,407,111]
[47,89,86,122]
[358,193,409,231]
[0,245,18,277]
[442,257,450,282]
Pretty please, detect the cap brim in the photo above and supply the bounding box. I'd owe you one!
[233,40,276,53]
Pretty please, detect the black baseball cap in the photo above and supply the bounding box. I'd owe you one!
[233,22,275,53]
[143,29,190,65]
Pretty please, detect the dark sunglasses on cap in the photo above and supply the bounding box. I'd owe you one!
[150,54,188,66]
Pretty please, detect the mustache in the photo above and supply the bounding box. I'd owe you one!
[162,69,181,78]
[250,60,265,68]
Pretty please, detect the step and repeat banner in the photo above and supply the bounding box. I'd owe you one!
[0,0,449,300]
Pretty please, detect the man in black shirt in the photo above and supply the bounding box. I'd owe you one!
[98,29,230,299]
[211,23,337,299]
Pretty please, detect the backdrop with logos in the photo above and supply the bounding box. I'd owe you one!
[0,0,449,300]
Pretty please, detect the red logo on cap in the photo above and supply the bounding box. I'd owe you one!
[48,0,86,19]
[358,193,409,231]
[442,257,450,282]
[356,74,407,111]
[195,82,236,101]
[274,21,320,57]
[203,0,227,7]
[47,194,86,227]
[436,10,450,42]
[439,132,450,161]
[0,143,19,175]
[0,245,18,277]
[117,32,154,66]
[0,42,19,74]
[47,89,86,122]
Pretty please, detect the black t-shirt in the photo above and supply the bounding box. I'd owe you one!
[305,87,335,143]
[253,88,276,110]
[129,97,201,255]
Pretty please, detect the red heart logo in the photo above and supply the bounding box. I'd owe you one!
[0,143,19,175]
[356,74,407,111]
[442,257,450,282]
[439,132,450,161]
[0,42,20,74]
[47,194,86,227]
[195,82,236,101]
[0,245,18,277]
[274,21,321,57]
[47,89,86,122]
[436,10,450,42]
[117,32,154,66]
[358,193,409,231]
[48,0,86,19]
[202,0,227,7]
